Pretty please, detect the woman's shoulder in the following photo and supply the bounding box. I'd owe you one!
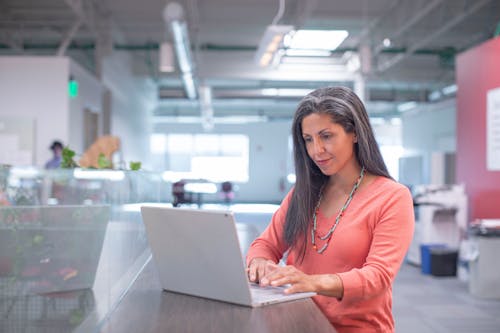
[356,176,413,217]
[365,175,412,198]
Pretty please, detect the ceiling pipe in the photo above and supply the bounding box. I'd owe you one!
[162,2,198,100]
[373,0,444,55]
[63,0,112,77]
[351,0,400,46]
[63,0,98,38]
[56,16,83,56]
[377,0,491,72]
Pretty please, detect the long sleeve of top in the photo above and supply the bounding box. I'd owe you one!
[246,176,415,333]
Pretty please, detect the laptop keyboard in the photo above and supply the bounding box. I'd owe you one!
[250,283,291,303]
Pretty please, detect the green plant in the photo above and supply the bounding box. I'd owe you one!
[129,161,141,171]
[61,146,78,168]
[97,153,112,169]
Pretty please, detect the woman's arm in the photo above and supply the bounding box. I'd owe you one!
[336,185,414,302]
[246,190,294,269]
[258,183,414,301]
[259,264,345,298]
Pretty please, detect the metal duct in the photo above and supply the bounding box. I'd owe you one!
[162,2,198,99]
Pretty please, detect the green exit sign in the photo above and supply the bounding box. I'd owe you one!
[68,79,78,98]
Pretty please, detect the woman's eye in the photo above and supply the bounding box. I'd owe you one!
[303,137,312,143]
[321,133,332,140]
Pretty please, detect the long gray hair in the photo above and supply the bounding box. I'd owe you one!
[285,86,391,260]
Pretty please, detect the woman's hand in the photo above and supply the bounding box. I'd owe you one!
[260,264,318,294]
[248,259,344,298]
[247,257,276,283]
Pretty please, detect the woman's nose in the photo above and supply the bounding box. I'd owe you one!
[313,139,325,154]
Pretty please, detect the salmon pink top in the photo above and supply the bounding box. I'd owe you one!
[247,176,414,333]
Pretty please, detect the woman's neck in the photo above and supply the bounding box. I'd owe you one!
[327,164,362,192]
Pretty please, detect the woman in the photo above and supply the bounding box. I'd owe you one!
[247,86,414,333]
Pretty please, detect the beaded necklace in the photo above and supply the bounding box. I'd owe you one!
[311,167,365,254]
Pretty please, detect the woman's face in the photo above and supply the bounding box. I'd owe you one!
[301,112,357,176]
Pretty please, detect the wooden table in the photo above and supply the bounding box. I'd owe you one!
[99,259,337,333]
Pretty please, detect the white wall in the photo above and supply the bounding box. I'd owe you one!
[402,98,456,151]
[154,121,292,203]
[373,121,402,146]
[68,60,104,155]
[102,53,155,169]
[0,54,154,169]
[401,98,456,184]
[0,56,106,166]
[0,56,69,166]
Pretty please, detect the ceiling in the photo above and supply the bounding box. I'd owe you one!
[1,0,499,120]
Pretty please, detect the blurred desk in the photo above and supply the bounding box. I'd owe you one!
[99,258,336,333]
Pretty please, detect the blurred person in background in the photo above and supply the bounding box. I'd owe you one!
[45,140,63,169]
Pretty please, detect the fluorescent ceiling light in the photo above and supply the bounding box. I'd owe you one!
[255,25,294,67]
[261,88,279,96]
[284,49,331,57]
[214,116,268,124]
[277,63,348,72]
[429,90,442,101]
[428,84,456,101]
[285,30,348,51]
[442,84,457,95]
[261,88,313,97]
[155,116,200,124]
[154,115,268,124]
[171,21,192,73]
[168,12,197,99]
[280,56,340,65]
[369,117,386,125]
[397,101,418,112]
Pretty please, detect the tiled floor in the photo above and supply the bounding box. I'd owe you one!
[393,263,500,333]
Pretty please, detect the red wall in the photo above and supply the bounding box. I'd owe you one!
[456,36,500,221]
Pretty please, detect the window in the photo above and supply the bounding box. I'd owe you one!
[154,134,249,183]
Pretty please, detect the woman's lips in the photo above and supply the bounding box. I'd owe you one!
[315,158,330,167]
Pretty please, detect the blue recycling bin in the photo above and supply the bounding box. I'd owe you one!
[420,243,447,274]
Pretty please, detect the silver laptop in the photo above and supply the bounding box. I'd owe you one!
[141,205,316,307]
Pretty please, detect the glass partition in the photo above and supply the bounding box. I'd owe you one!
[0,167,169,332]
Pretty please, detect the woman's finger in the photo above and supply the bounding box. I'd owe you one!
[248,258,274,283]
[263,266,316,294]
[247,259,261,282]
[261,265,288,286]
